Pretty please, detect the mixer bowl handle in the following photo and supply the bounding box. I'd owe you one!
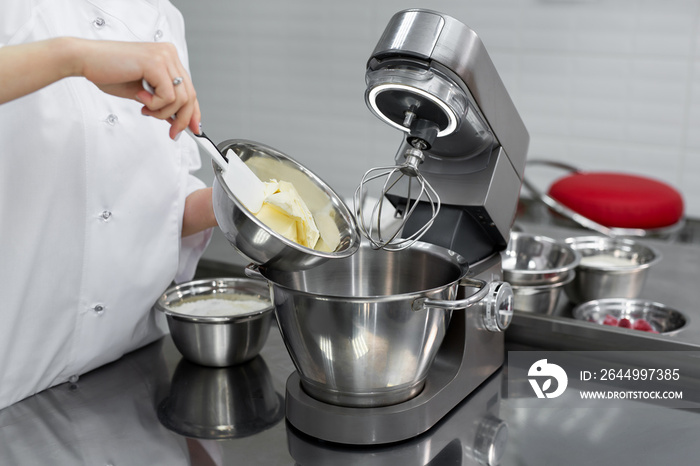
[412,278,488,311]
[244,263,264,280]
[412,278,514,332]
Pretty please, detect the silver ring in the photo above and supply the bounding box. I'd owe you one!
[172,76,183,86]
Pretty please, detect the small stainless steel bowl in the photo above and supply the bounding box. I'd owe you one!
[502,232,580,285]
[564,236,661,304]
[510,271,575,315]
[573,299,687,335]
[154,278,274,367]
[212,139,361,271]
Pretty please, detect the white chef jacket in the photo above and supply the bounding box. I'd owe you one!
[0,0,212,409]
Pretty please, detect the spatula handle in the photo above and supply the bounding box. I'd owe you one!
[184,128,229,171]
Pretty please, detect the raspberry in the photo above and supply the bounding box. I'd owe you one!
[618,318,632,328]
[602,315,619,326]
[632,319,658,333]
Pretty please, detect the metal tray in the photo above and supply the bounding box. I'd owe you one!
[505,223,700,351]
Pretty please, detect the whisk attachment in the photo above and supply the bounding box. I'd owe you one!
[354,147,441,251]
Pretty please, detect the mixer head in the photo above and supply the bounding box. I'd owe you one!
[356,9,529,260]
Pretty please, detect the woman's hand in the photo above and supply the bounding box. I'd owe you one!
[0,37,201,139]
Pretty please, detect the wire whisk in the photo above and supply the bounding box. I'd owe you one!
[353,148,441,251]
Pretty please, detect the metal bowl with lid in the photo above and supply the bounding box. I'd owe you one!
[212,139,361,271]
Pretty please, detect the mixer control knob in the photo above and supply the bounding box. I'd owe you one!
[482,282,513,332]
[473,415,509,466]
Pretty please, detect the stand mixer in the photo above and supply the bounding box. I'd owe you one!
[282,9,529,446]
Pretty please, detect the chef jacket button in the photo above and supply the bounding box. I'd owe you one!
[105,114,119,126]
[93,304,105,315]
[154,29,163,41]
[69,375,79,384]
[93,17,106,29]
[101,210,112,221]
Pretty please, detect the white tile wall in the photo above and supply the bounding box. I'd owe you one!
[170,0,700,262]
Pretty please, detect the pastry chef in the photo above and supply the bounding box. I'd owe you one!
[0,0,217,409]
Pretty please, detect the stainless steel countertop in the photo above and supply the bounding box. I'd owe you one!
[1,223,700,465]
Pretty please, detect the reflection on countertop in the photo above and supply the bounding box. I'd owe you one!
[2,328,700,465]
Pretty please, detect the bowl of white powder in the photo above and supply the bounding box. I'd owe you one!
[564,236,661,304]
[155,278,274,366]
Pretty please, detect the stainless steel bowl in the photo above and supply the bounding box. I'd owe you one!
[564,236,661,304]
[511,271,575,315]
[154,278,274,367]
[212,139,361,271]
[158,357,284,439]
[502,232,580,285]
[573,299,687,335]
[248,242,470,408]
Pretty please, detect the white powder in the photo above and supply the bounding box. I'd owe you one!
[580,254,637,268]
[169,295,271,317]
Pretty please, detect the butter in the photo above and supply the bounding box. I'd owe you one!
[254,180,320,248]
[312,205,340,252]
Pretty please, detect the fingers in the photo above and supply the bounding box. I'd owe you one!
[140,72,200,139]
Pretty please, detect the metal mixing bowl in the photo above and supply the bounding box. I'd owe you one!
[573,299,687,335]
[502,232,580,285]
[212,139,361,271]
[154,278,274,367]
[247,241,470,408]
[564,236,661,304]
[510,271,575,315]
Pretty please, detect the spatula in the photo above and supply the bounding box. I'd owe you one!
[141,80,265,213]
[186,129,265,213]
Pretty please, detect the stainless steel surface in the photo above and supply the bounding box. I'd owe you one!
[502,232,580,285]
[564,235,661,304]
[358,9,529,255]
[253,241,469,408]
[158,356,283,439]
[212,139,361,271]
[572,298,688,335]
[511,271,574,315]
[154,278,274,366]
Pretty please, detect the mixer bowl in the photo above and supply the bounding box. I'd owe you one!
[248,241,468,408]
[212,139,361,271]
